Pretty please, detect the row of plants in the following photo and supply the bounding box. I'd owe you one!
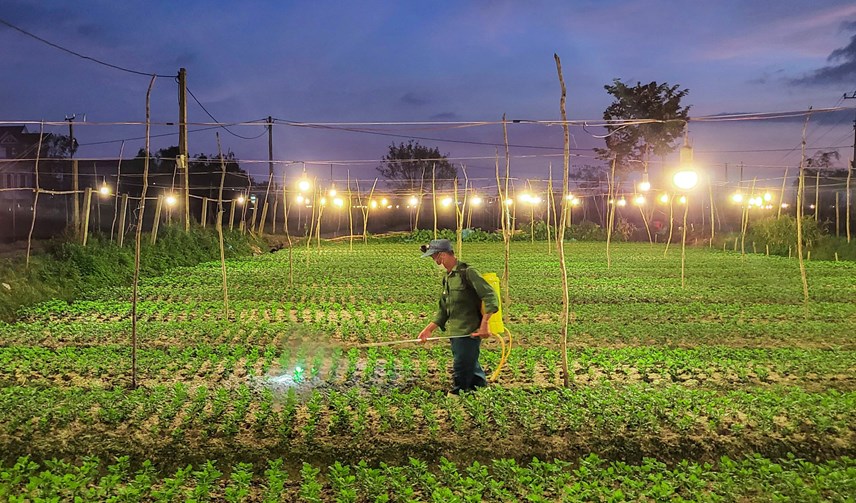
[1,344,852,392]
[4,453,853,502]
[81,241,856,307]
[2,383,853,464]
[6,307,853,349]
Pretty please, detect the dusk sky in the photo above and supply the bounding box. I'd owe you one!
[2,0,855,192]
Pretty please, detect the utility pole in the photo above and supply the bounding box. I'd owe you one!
[178,68,190,230]
[66,115,79,236]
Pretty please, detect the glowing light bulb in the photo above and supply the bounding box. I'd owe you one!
[441,197,453,207]
[659,194,670,204]
[296,195,304,204]
[471,195,482,206]
[165,194,177,207]
[298,179,311,192]
[370,200,378,209]
[763,192,772,202]
[638,181,651,192]
[731,193,743,204]
[673,170,698,190]
[99,184,110,196]
[633,195,645,206]
[333,197,344,207]
[617,198,627,207]
[409,196,419,206]
[678,195,687,205]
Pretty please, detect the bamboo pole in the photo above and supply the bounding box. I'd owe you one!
[814,170,820,221]
[741,178,756,258]
[495,148,510,314]
[708,177,715,247]
[215,133,230,320]
[454,176,462,257]
[606,159,616,267]
[118,194,128,247]
[282,171,294,286]
[664,196,674,257]
[432,164,438,239]
[796,114,811,311]
[501,117,512,311]
[229,199,236,231]
[151,194,163,246]
[546,166,553,253]
[131,75,157,390]
[639,202,653,245]
[846,163,851,243]
[680,195,690,288]
[554,54,572,389]
[26,123,44,268]
[201,197,209,228]
[261,171,273,235]
[81,187,93,247]
[415,165,425,232]
[111,141,125,242]
[361,178,378,244]
[778,168,788,219]
[272,199,278,234]
[347,171,354,252]
[835,191,840,237]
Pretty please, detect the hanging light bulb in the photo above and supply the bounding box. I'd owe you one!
[639,172,651,192]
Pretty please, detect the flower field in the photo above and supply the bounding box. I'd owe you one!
[1,242,854,501]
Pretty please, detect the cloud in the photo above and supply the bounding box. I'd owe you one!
[430,112,458,121]
[790,21,856,86]
[401,92,428,106]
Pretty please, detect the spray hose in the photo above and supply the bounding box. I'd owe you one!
[358,329,513,382]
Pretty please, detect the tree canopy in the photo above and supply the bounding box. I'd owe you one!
[377,140,457,191]
[594,79,691,173]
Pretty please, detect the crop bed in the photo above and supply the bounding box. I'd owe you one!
[1,242,854,501]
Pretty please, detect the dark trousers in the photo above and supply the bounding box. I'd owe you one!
[450,336,487,393]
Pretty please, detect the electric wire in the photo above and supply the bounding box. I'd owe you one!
[184,86,268,140]
[0,17,173,78]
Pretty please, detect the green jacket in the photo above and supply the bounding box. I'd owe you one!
[433,262,499,335]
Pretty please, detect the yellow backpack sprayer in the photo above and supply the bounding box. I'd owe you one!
[360,269,512,383]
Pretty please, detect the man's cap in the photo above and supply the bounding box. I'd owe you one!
[421,239,453,257]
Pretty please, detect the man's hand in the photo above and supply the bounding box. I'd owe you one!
[471,328,492,339]
[418,328,432,343]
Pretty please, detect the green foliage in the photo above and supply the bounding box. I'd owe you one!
[746,216,822,255]
[0,225,262,321]
[378,140,457,191]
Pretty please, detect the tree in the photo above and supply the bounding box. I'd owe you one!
[594,79,691,173]
[377,140,457,191]
[39,133,78,190]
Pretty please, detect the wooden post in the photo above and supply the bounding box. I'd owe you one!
[81,187,93,246]
[118,194,128,247]
[151,194,164,245]
[250,201,258,234]
[131,75,157,390]
[201,197,209,228]
[178,68,190,231]
[229,200,236,231]
[272,199,278,234]
[72,158,80,234]
[260,201,269,236]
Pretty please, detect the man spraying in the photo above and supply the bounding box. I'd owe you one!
[417,239,499,394]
